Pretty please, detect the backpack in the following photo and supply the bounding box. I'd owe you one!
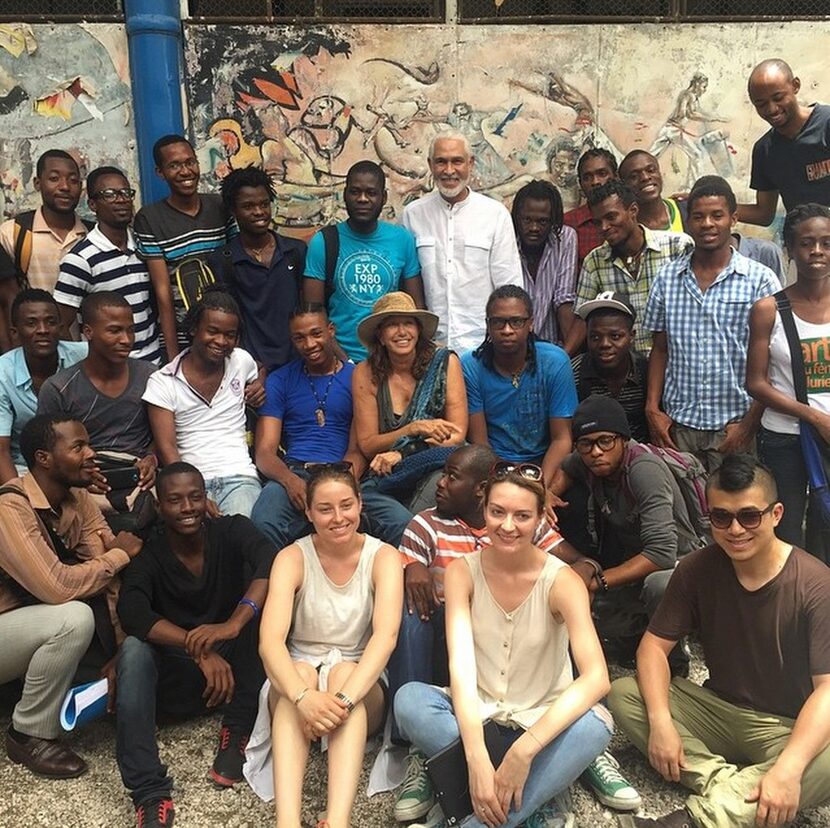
[12,209,95,288]
[620,442,711,544]
[170,257,218,315]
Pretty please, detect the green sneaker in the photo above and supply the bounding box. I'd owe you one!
[582,751,642,811]
[394,749,435,822]
[410,803,446,828]
[522,792,575,828]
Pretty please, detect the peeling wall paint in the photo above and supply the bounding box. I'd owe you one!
[0,22,137,220]
[183,21,828,234]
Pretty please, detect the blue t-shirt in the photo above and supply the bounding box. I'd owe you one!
[304,221,420,361]
[462,342,577,463]
[261,359,355,463]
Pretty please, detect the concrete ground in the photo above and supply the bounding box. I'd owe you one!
[2,650,828,828]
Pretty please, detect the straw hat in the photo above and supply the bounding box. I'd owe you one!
[357,292,439,348]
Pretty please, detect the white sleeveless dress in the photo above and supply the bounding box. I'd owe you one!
[243,533,382,801]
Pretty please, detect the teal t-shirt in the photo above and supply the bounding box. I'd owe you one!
[305,220,420,360]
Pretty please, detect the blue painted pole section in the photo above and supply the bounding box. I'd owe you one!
[124,0,185,205]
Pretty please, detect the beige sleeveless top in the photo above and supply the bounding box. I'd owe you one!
[466,550,573,728]
[288,533,381,665]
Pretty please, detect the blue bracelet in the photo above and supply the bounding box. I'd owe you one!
[238,598,260,617]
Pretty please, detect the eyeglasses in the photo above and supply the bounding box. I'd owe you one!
[487,316,530,330]
[164,158,199,172]
[708,503,776,530]
[575,434,620,454]
[304,461,353,475]
[489,461,544,482]
[92,188,135,202]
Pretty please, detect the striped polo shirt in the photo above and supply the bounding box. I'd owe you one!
[399,507,563,599]
[133,194,235,351]
[55,225,162,364]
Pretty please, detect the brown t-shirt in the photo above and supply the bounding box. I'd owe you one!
[649,544,830,720]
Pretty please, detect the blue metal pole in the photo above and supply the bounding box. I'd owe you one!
[124,0,185,205]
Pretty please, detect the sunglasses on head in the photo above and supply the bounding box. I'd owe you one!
[708,503,775,530]
[489,461,544,482]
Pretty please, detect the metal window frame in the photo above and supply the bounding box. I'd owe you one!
[186,0,446,23]
[0,0,123,23]
[458,0,830,24]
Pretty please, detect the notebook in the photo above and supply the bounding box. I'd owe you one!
[60,678,108,731]
[424,719,515,826]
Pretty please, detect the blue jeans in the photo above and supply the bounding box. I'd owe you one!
[116,629,263,806]
[394,682,612,827]
[205,475,261,518]
[387,605,447,744]
[251,470,412,550]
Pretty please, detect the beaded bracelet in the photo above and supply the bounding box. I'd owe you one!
[238,597,260,617]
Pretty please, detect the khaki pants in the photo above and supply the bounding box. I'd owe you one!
[671,423,758,474]
[608,676,830,828]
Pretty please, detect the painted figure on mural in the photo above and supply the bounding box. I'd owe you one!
[649,72,733,188]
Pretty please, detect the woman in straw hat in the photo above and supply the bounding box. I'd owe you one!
[352,292,468,511]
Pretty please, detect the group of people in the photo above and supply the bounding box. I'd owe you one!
[0,55,828,828]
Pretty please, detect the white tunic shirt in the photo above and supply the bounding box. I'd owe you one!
[401,189,522,354]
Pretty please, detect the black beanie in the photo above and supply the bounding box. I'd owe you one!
[571,394,631,439]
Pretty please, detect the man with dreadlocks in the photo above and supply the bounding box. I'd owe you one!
[143,290,265,517]
[512,179,578,346]
[461,285,577,489]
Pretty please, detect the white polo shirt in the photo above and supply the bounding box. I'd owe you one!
[143,347,258,481]
[401,189,522,354]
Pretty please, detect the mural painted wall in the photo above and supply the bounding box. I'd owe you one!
[0,22,137,220]
[184,21,828,232]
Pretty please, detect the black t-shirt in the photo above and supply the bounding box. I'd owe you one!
[750,103,830,211]
[117,515,276,639]
[649,544,830,720]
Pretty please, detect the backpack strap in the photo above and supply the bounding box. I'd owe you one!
[775,289,809,406]
[12,209,35,287]
[220,245,236,293]
[321,224,339,304]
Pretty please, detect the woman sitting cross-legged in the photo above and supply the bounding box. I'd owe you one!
[394,462,613,828]
[352,292,468,513]
[245,463,403,828]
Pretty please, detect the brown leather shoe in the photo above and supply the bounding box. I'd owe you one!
[6,726,88,779]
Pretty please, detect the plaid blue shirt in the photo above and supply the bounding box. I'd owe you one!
[644,249,781,430]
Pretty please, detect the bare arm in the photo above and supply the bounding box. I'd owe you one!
[646,331,677,449]
[748,675,830,826]
[57,303,79,341]
[636,630,687,782]
[562,316,586,357]
[343,421,368,480]
[254,415,292,483]
[146,258,178,360]
[737,190,779,227]
[541,417,572,489]
[336,545,403,705]
[402,274,426,309]
[259,544,308,697]
[302,276,325,306]
[0,437,17,484]
[556,302,576,341]
[467,411,490,446]
[0,279,17,353]
[601,554,661,591]
[146,404,181,465]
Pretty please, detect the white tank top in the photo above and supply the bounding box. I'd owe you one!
[762,308,830,435]
[288,533,381,665]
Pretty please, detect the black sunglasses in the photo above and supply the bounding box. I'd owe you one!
[708,503,775,530]
[489,461,544,482]
[304,461,353,475]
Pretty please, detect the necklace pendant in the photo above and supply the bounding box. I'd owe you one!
[315,408,326,427]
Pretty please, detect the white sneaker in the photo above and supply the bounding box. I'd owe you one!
[409,803,446,828]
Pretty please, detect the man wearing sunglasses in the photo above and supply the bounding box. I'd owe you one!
[54,166,162,364]
[611,453,830,828]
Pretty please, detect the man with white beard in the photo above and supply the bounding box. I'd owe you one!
[401,132,522,354]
